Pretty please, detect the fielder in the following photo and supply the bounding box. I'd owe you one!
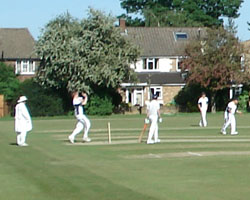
[146,94,162,144]
[15,96,32,146]
[68,91,91,143]
[221,98,241,135]
[198,92,209,127]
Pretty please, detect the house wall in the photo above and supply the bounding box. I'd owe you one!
[132,57,179,72]
[162,85,183,104]
[1,60,36,81]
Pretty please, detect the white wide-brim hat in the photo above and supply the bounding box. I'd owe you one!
[17,96,28,103]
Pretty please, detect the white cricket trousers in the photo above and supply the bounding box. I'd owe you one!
[222,113,236,134]
[70,115,91,139]
[16,131,27,145]
[147,115,159,142]
[199,109,207,127]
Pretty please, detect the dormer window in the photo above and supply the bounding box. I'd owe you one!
[175,32,188,41]
[143,58,159,70]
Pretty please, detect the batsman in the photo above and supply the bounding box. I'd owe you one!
[146,94,162,144]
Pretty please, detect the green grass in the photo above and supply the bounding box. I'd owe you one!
[1,112,250,199]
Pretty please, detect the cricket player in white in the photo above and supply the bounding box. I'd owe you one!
[146,94,161,144]
[15,96,32,146]
[198,92,209,127]
[221,98,241,135]
[68,91,91,143]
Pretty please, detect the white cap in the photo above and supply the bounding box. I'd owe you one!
[17,96,28,103]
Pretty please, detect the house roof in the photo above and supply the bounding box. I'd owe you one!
[0,28,37,59]
[122,72,185,86]
[137,72,185,85]
[124,27,206,57]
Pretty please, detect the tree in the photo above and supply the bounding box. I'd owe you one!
[0,62,20,102]
[181,27,250,111]
[120,0,243,28]
[35,8,140,93]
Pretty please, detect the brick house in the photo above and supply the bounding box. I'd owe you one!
[0,28,39,81]
[119,20,205,110]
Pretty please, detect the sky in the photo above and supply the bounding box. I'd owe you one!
[0,0,249,41]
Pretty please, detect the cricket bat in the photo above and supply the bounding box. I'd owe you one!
[138,123,148,143]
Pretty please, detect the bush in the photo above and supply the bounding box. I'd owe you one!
[0,62,20,102]
[85,94,114,115]
[175,84,206,112]
[238,90,249,112]
[17,79,65,116]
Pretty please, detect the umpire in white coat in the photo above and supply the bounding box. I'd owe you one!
[15,96,32,146]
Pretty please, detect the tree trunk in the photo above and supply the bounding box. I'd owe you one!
[211,94,216,113]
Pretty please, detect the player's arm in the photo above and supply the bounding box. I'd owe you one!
[81,92,88,105]
[157,109,161,118]
[198,102,201,111]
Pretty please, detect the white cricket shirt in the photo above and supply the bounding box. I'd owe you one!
[147,100,160,116]
[227,101,237,115]
[198,97,208,110]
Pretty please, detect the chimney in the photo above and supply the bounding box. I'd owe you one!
[119,18,126,30]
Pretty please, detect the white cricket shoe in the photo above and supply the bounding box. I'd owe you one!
[19,143,28,147]
[231,132,238,135]
[155,139,161,143]
[68,136,74,144]
[147,140,155,144]
[83,137,91,142]
[221,130,226,135]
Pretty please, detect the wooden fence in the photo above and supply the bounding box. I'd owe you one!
[0,95,9,117]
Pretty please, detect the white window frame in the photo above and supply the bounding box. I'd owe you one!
[148,86,163,100]
[15,60,36,75]
[143,58,159,71]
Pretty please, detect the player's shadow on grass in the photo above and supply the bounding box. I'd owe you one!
[190,125,200,127]
[9,143,18,146]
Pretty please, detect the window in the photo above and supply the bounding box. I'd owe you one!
[241,54,245,72]
[143,58,159,70]
[175,32,188,41]
[149,86,162,99]
[15,60,36,75]
[177,57,185,72]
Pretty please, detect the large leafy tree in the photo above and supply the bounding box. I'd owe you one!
[35,9,139,93]
[181,27,250,111]
[120,0,243,27]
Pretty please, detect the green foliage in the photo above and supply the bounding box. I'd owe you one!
[35,8,140,93]
[18,79,65,117]
[175,84,205,112]
[120,0,243,27]
[175,84,229,112]
[0,62,20,102]
[238,90,249,111]
[85,94,114,115]
[181,27,250,111]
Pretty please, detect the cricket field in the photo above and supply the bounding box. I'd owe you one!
[1,112,250,200]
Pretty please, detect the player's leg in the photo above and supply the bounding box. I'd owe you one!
[69,120,84,143]
[199,111,203,127]
[19,131,28,146]
[221,113,231,134]
[147,115,157,144]
[202,110,207,127]
[82,115,91,142]
[16,132,22,145]
[230,115,237,135]
[154,122,160,143]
